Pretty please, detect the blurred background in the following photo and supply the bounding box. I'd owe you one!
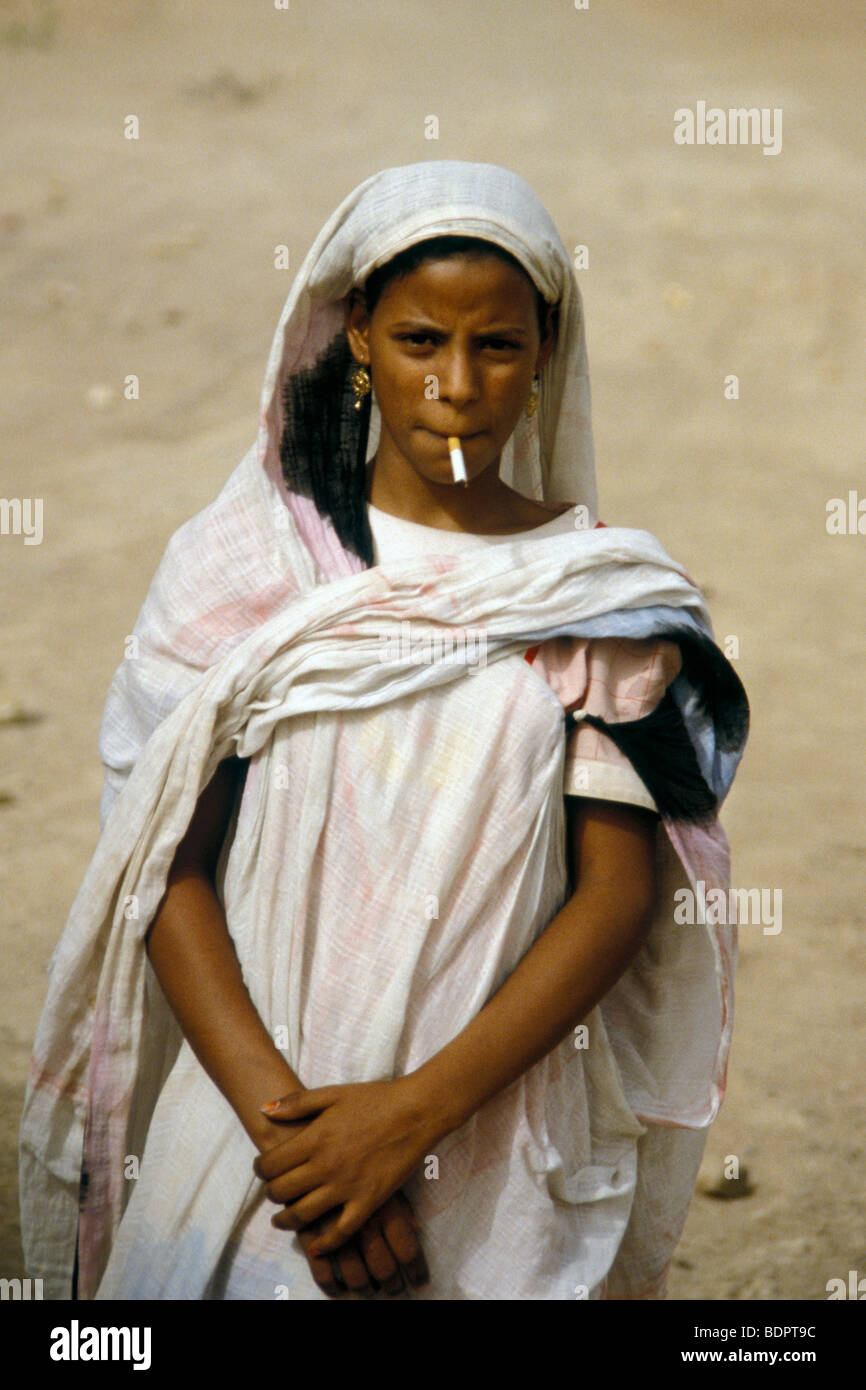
[1,0,864,1299]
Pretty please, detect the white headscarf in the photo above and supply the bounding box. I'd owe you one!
[258,160,596,577]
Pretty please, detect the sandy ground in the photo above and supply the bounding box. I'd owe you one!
[1,0,864,1300]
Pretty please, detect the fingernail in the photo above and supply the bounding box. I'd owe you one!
[260,1101,279,1114]
[308,1245,322,1258]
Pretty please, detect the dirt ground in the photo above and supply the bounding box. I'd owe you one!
[1,0,864,1301]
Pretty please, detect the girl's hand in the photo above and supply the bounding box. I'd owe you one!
[298,1192,430,1298]
[254,1104,429,1294]
[252,1077,437,1255]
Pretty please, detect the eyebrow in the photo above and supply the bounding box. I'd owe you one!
[389,320,530,335]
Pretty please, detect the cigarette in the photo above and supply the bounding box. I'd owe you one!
[447,435,468,487]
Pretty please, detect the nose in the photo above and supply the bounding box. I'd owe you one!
[438,349,480,409]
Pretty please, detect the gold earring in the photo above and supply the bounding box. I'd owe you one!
[524,376,539,420]
[350,364,371,410]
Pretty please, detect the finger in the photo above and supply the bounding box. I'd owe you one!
[333,1241,376,1300]
[357,1216,404,1296]
[381,1196,430,1288]
[259,1089,305,1115]
[254,1134,316,1181]
[262,1162,322,1207]
[270,1186,343,1233]
[259,1087,336,1120]
[304,1199,368,1256]
[380,1193,422,1261]
[397,1244,429,1289]
[298,1227,343,1300]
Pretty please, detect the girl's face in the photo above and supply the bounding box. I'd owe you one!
[346,254,556,489]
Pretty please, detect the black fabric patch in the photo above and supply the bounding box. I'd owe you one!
[674,629,749,752]
[566,688,720,823]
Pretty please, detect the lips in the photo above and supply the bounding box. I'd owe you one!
[422,429,484,441]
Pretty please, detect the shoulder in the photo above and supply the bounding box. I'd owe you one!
[529,635,682,713]
[497,485,577,528]
[584,637,683,703]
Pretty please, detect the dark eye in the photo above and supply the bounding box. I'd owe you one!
[399,332,437,347]
[482,337,521,352]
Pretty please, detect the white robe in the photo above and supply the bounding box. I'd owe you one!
[92,508,714,1301]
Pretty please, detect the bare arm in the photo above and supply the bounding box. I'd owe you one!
[144,757,304,1153]
[407,795,659,1133]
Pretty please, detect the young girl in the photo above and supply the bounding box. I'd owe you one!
[20,161,748,1300]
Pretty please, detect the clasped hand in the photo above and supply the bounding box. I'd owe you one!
[252,1077,436,1257]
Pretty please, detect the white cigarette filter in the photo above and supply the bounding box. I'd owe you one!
[447,436,468,486]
